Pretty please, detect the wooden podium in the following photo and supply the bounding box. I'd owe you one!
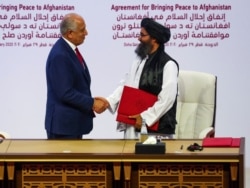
[0,138,245,188]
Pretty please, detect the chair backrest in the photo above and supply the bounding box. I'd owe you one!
[175,70,217,139]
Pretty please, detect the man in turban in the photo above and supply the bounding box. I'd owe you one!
[106,18,179,139]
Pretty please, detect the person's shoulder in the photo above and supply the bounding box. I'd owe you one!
[55,37,66,45]
[52,38,70,51]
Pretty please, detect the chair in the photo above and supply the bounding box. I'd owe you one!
[0,131,10,139]
[175,70,217,139]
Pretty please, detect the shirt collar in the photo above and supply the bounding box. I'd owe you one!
[62,37,77,52]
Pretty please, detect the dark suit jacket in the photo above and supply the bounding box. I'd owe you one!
[45,37,95,136]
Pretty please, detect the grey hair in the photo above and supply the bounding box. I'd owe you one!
[60,13,79,35]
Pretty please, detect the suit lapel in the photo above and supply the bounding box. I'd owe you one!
[60,38,91,85]
[81,59,91,84]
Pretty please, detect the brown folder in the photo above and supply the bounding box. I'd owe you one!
[116,86,158,131]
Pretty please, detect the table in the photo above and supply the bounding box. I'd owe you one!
[1,139,125,188]
[0,138,245,188]
[122,139,245,188]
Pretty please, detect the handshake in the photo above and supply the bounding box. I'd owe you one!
[92,97,110,114]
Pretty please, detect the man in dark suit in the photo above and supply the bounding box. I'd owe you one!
[45,13,107,139]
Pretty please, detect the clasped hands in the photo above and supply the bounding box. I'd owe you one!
[93,97,109,114]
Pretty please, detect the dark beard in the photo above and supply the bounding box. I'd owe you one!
[135,42,152,60]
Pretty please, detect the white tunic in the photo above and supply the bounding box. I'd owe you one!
[107,56,178,139]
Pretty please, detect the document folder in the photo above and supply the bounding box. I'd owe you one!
[202,137,241,147]
[116,86,158,131]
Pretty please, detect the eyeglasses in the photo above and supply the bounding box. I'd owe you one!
[139,33,149,37]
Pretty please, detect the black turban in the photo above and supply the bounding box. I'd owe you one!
[141,18,171,44]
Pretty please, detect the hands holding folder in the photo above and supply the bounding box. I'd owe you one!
[93,86,159,131]
[128,114,143,129]
[92,86,159,131]
[116,86,159,131]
